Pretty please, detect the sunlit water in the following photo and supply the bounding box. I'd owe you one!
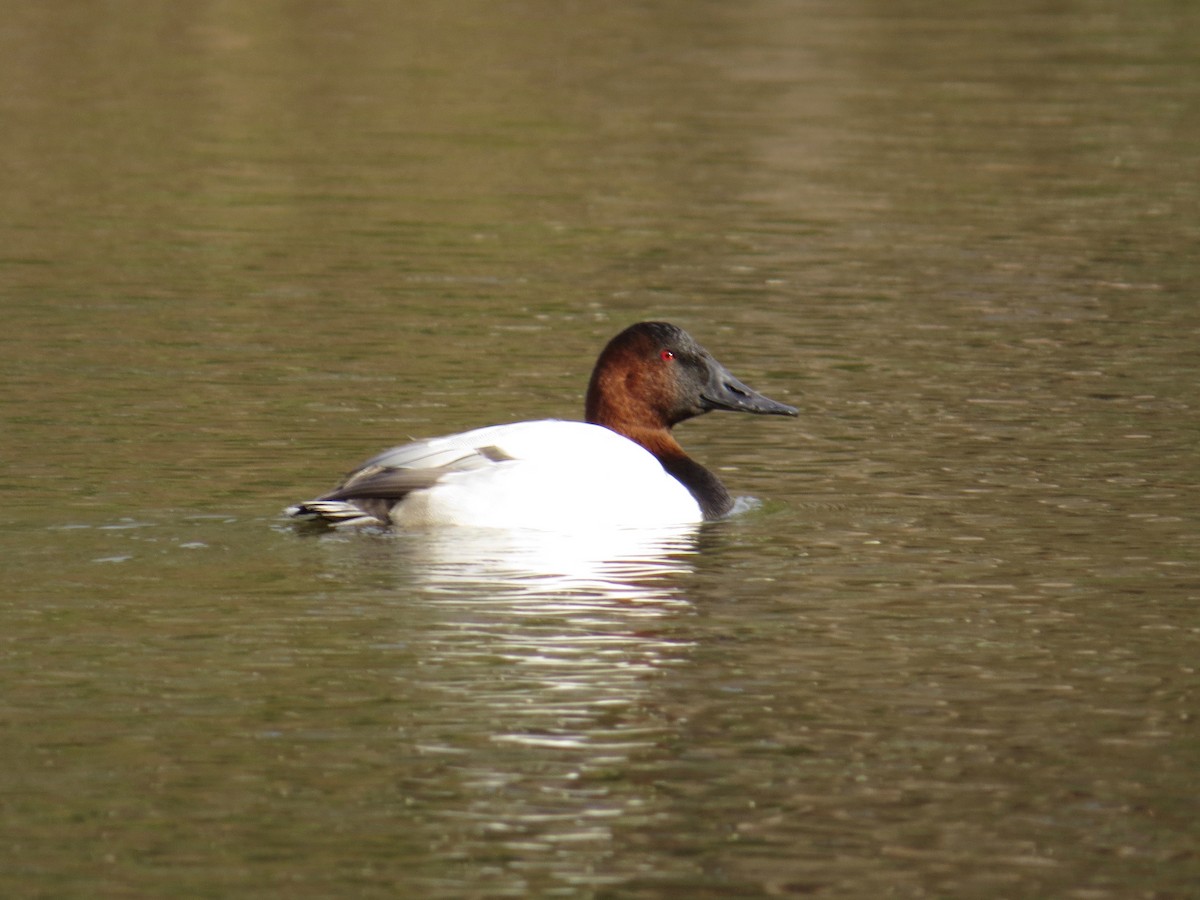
[2,0,1197,897]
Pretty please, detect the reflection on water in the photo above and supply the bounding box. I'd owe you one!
[304,525,701,888]
[316,523,699,749]
[308,519,699,596]
[395,523,698,597]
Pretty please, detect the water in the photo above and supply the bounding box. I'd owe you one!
[2,0,1197,896]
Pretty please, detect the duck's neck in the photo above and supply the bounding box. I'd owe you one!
[616,426,733,520]
[658,453,733,520]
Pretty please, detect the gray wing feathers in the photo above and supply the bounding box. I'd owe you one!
[287,438,511,526]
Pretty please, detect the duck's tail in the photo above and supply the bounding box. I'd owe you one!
[284,499,388,528]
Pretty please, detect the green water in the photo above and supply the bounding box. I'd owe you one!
[2,1,1197,896]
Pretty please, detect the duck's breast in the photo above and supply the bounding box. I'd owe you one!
[388,420,702,529]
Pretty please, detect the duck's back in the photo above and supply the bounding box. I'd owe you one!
[313,420,703,530]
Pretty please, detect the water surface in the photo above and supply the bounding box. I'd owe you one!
[2,0,1197,896]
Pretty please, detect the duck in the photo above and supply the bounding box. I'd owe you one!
[286,321,797,530]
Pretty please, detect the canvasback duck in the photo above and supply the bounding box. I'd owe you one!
[286,321,796,529]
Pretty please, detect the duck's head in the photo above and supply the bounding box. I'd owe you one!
[585,321,798,432]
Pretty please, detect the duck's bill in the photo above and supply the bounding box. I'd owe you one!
[702,364,798,416]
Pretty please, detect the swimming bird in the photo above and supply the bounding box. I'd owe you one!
[286,321,796,529]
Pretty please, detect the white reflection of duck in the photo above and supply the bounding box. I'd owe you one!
[400,523,699,601]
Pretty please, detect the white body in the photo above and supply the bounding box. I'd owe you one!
[303,420,703,530]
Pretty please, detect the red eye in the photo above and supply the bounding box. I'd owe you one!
[660,349,675,361]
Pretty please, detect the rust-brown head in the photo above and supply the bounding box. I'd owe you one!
[584,322,797,441]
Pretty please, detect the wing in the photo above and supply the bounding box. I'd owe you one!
[287,421,560,526]
[326,447,503,501]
